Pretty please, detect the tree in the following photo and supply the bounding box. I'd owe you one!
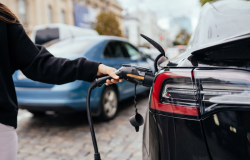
[173,29,191,46]
[94,12,122,37]
[200,0,214,6]
[200,0,250,6]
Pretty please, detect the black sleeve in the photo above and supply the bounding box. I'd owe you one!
[10,24,100,84]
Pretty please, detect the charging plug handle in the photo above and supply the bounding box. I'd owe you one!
[143,72,155,87]
[94,65,154,88]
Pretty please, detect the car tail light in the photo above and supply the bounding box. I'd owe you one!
[151,70,199,117]
[194,69,250,116]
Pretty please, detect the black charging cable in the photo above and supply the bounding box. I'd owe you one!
[86,81,101,160]
[85,34,161,160]
[85,66,154,159]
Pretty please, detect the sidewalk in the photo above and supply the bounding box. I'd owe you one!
[17,93,148,160]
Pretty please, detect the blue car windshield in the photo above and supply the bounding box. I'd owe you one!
[47,39,98,56]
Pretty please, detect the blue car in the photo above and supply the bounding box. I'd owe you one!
[13,36,153,120]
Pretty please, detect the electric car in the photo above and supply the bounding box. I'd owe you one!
[143,1,250,160]
[13,36,152,120]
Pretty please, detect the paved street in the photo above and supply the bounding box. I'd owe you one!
[16,92,149,160]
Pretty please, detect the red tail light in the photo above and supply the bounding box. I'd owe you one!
[151,70,199,117]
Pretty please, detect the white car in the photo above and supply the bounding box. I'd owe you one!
[30,23,99,45]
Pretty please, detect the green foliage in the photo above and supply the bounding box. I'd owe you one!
[94,12,122,37]
[200,0,214,6]
[200,0,250,6]
[173,29,191,46]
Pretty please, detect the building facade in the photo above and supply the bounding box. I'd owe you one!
[123,14,140,46]
[123,10,171,48]
[1,0,74,36]
[0,0,123,36]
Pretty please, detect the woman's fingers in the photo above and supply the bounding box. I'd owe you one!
[106,78,121,85]
[106,79,113,85]
[107,68,119,79]
[111,79,119,83]
[98,65,123,86]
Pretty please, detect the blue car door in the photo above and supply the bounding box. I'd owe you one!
[102,41,137,100]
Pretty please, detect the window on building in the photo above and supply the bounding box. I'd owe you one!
[87,1,91,5]
[124,27,129,38]
[79,0,85,5]
[18,0,27,23]
[61,10,66,24]
[48,6,53,23]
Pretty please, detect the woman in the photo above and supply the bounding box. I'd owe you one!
[0,3,122,159]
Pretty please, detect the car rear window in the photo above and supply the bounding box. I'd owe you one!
[35,28,59,45]
[47,39,98,56]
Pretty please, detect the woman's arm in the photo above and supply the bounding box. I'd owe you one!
[9,24,120,85]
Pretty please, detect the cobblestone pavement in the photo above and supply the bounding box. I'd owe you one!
[17,92,149,160]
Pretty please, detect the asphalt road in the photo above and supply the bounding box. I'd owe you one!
[16,92,149,160]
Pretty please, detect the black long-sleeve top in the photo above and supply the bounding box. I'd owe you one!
[0,21,100,128]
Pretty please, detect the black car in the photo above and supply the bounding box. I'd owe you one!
[143,1,250,160]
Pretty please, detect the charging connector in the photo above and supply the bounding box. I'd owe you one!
[86,64,155,160]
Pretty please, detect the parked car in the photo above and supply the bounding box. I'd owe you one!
[30,23,98,45]
[143,1,250,160]
[139,47,181,61]
[165,47,180,60]
[138,48,161,60]
[14,36,152,120]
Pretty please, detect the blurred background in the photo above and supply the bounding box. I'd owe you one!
[0,0,238,160]
[1,0,210,50]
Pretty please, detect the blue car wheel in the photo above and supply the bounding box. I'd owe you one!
[100,86,118,120]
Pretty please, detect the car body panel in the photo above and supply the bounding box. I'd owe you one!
[174,118,210,160]
[16,81,103,110]
[144,111,210,160]
[145,67,250,160]
[193,68,250,159]
[156,114,175,160]
[144,68,209,160]
[187,1,250,55]
[203,111,250,160]
[147,110,161,160]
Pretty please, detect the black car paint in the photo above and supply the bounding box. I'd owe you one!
[144,68,212,160]
[194,68,250,160]
[144,56,250,159]
[142,1,250,159]
[144,61,250,160]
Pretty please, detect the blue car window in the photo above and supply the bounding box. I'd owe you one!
[123,42,142,60]
[104,41,129,58]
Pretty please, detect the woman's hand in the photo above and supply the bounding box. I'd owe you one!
[97,64,123,86]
